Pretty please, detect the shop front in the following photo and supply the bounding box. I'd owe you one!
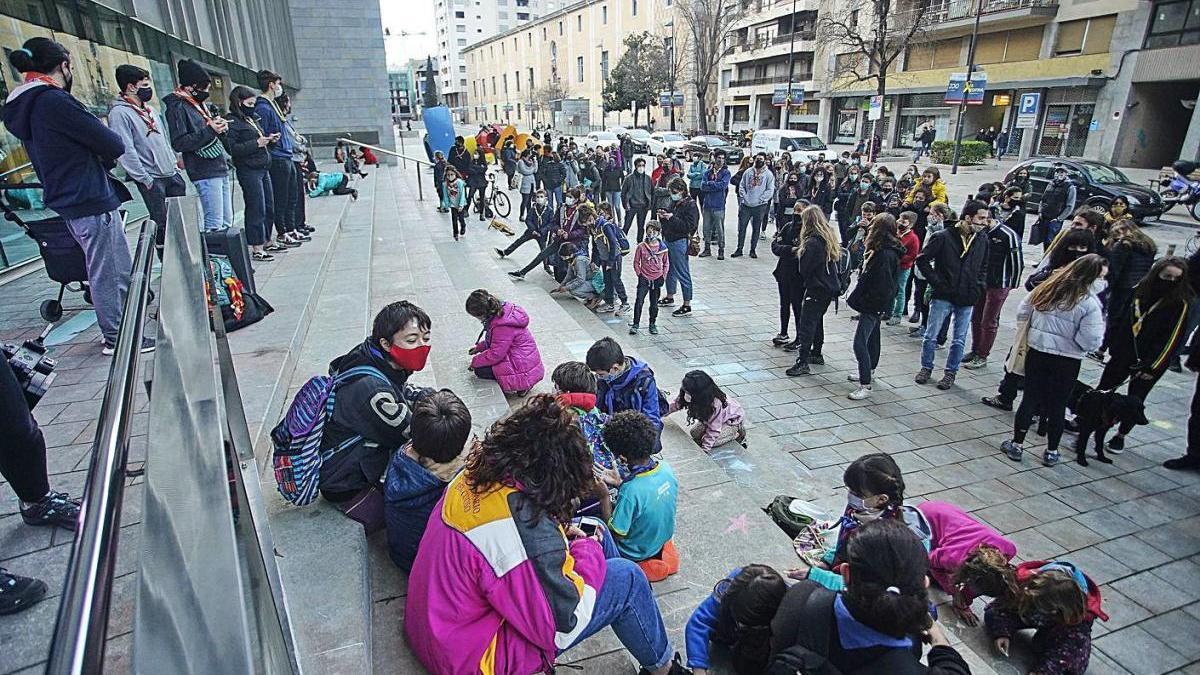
[1035,86,1099,157]
[897,93,953,147]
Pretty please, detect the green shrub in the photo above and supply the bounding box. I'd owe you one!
[930,140,990,165]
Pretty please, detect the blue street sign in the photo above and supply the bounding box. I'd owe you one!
[1016,92,1040,129]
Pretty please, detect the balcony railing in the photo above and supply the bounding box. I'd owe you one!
[735,31,815,52]
[920,0,1058,23]
[728,73,813,87]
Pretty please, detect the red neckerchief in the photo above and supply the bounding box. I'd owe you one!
[556,392,596,411]
[121,94,159,135]
[172,88,212,122]
[23,72,59,88]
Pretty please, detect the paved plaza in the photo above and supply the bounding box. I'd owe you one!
[2,147,1200,674]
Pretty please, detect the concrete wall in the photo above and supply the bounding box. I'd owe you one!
[287,0,397,161]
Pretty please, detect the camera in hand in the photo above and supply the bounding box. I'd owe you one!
[3,325,57,409]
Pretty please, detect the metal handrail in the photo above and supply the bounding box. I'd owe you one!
[0,162,34,182]
[338,137,431,200]
[46,213,155,675]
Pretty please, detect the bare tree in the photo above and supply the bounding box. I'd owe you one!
[676,0,745,133]
[818,0,931,100]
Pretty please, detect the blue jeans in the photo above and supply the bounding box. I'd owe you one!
[664,237,693,302]
[549,185,564,213]
[606,190,624,223]
[562,521,672,671]
[194,174,233,232]
[921,299,974,373]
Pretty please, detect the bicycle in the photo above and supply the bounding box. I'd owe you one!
[477,172,511,219]
[1185,229,1200,256]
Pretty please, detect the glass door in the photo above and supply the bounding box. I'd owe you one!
[1064,104,1095,157]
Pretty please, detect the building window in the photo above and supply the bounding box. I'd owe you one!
[473,81,478,97]
[601,50,609,80]
[1055,15,1116,55]
[455,10,464,17]
[577,15,583,31]
[491,76,496,94]
[503,74,509,93]
[632,0,638,15]
[602,5,608,24]
[577,55,585,82]
[460,65,466,72]
[498,10,508,19]
[460,78,467,86]
[518,12,529,20]
[1144,0,1200,48]
[559,20,563,35]
[457,38,467,45]
[456,24,466,32]
[528,67,535,90]
[543,26,547,39]
[528,33,532,46]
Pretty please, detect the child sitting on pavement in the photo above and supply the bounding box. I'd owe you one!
[550,361,619,517]
[383,389,473,572]
[595,410,680,582]
[666,370,746,452]
[683,564,787,675]
[586,337,665,449]
[550,242,602,308]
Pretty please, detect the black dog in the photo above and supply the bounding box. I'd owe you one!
[1067,381,1149,466]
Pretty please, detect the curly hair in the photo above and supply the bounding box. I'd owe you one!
[954,544,1017,600]
[464,394,594,523]
[465,289,504,320]
[602,410,658,463]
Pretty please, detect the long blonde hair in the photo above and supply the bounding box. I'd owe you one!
[1028,254,1106,312]
[797,205,841,263]
[1107,219,1156,256]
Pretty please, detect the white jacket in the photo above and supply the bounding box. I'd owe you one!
[1016,291,1104,360]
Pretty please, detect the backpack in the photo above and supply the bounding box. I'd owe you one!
[271,365,389,506]
[763,495,817,539]
[614,225,631,256]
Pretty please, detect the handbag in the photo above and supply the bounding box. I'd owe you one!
[1004,319,1030,376]
[687,235,702,257]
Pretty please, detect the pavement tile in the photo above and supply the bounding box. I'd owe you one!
[1093,625,1190,674]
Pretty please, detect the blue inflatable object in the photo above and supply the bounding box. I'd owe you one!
[423,106,455,161]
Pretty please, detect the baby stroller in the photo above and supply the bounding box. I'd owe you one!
[0,184,93,323]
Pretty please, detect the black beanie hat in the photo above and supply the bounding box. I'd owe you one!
[177,59,211,88]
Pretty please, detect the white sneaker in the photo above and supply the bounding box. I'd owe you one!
[848,385,872,400]
[613,303,630,317]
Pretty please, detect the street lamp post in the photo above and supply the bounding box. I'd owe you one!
[780,0,799,130]
[666,21,678,132]
[950,0,984,174]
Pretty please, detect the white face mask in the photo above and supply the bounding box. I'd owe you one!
[565,196,576,206]
[535,197,547,205]
[1091,278,1108,295]
[635,166,645,174]
[272,83,283,96]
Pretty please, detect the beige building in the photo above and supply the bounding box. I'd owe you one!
[461,0,701,132]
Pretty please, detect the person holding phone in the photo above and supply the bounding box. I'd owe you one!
[254,69,307,246]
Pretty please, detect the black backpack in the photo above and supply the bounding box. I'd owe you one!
[768,586,915,675]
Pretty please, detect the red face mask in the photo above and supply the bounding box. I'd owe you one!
[387,344,430,371]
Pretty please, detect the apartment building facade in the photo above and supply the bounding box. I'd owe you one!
[461,0,701,132]
[434,0,561,118]
[811,0,1198,167]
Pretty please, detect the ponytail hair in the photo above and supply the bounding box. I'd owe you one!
[8,37,69,74]
[713,564,787,674]
[842,519,932,638]
[465,288,504,319]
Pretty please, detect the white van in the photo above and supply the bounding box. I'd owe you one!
[751,129,829,163]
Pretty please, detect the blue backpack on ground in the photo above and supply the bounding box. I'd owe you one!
[271,365,389,506]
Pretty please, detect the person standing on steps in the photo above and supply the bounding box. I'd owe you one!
[255,69,308,246]
[222,86,278,261]
[656,177,697,317]
[913,200,990,391]
[109,64,186,258]
[698,152,730,260]
[164,59,235,235]
[734,153,774,258]
[3,38,147,354]
[961,207,1023,370]
[785,206,840,376]
[1001,255,1106,468]
[846,213,904,400]
[622,157,653,243]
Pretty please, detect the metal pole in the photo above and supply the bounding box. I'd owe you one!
[781,0,798,130]
[399,132,407,168]
[415,162,424,201]
[950,0,984,175]
[669,24,677,132]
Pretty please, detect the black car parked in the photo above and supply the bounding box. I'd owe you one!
[1004,157,1164,223]
[682,135,745,165]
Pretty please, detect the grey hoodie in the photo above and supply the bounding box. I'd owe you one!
[108,97,179,185]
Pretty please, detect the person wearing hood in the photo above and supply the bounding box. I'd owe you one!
[254,69,307,246]
[772,519,970,675]
[222,86,277,260]
[846,214,904,401]
[383,389,472,572]
[164,58,235,234]
[3,39,140,353]
[984,559,1109,675]
[320,301,434,528]
[465,289,545,395]
[587,337,665,450]
[108,64,186,256]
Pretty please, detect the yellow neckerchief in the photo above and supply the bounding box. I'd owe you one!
[1132,297,1164,336]
[262,92,287,123]
[243,112,265,137]
[959,230,977,258]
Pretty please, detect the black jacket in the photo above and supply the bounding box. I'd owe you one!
[661,198,698,242]
[808,182,833,216]
[222,115,271,171]
[163,92,228,180]
[849,244,902,314]
[797,235,841,299]
[770,582,972,675]
[772,218,801,282]
[319,340,429,501]
[448,145,471,175]
[915,227,989,307]
[466,159,488,188]
[1110,295,1190,372]
[1106,240,1155,291]
[542,158,566,188]
[601,163,624,192]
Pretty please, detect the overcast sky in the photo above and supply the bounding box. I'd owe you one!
[380,0,439,69]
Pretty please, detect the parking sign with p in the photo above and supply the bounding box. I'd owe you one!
[1016,93,1040,129]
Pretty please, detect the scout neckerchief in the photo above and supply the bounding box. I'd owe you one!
[1131,297,1164,337]
[262,92,287,126]
[22,71,59,88]
[121,93,159,135]
[172,87,212,121]
[959,230,977,258]
[749,165,765,188]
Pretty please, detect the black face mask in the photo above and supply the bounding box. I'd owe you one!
[192,88,210,103]
[754,160,765,168]
[136,86,153,103]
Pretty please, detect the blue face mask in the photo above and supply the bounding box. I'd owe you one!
[671,192,684,202]
[846,492,867,511]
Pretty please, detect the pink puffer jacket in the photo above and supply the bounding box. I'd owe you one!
[471,302,545,393]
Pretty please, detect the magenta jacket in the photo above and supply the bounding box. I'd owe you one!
[917,500,1016,599]
[471,302,545,393]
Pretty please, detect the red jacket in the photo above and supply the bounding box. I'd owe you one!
[1016,560,1108,622]
[899,228,920,270]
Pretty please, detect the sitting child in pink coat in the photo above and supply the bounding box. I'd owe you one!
[465,289,545,396]
[917,499,1018,626]
[665,370,746,452]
